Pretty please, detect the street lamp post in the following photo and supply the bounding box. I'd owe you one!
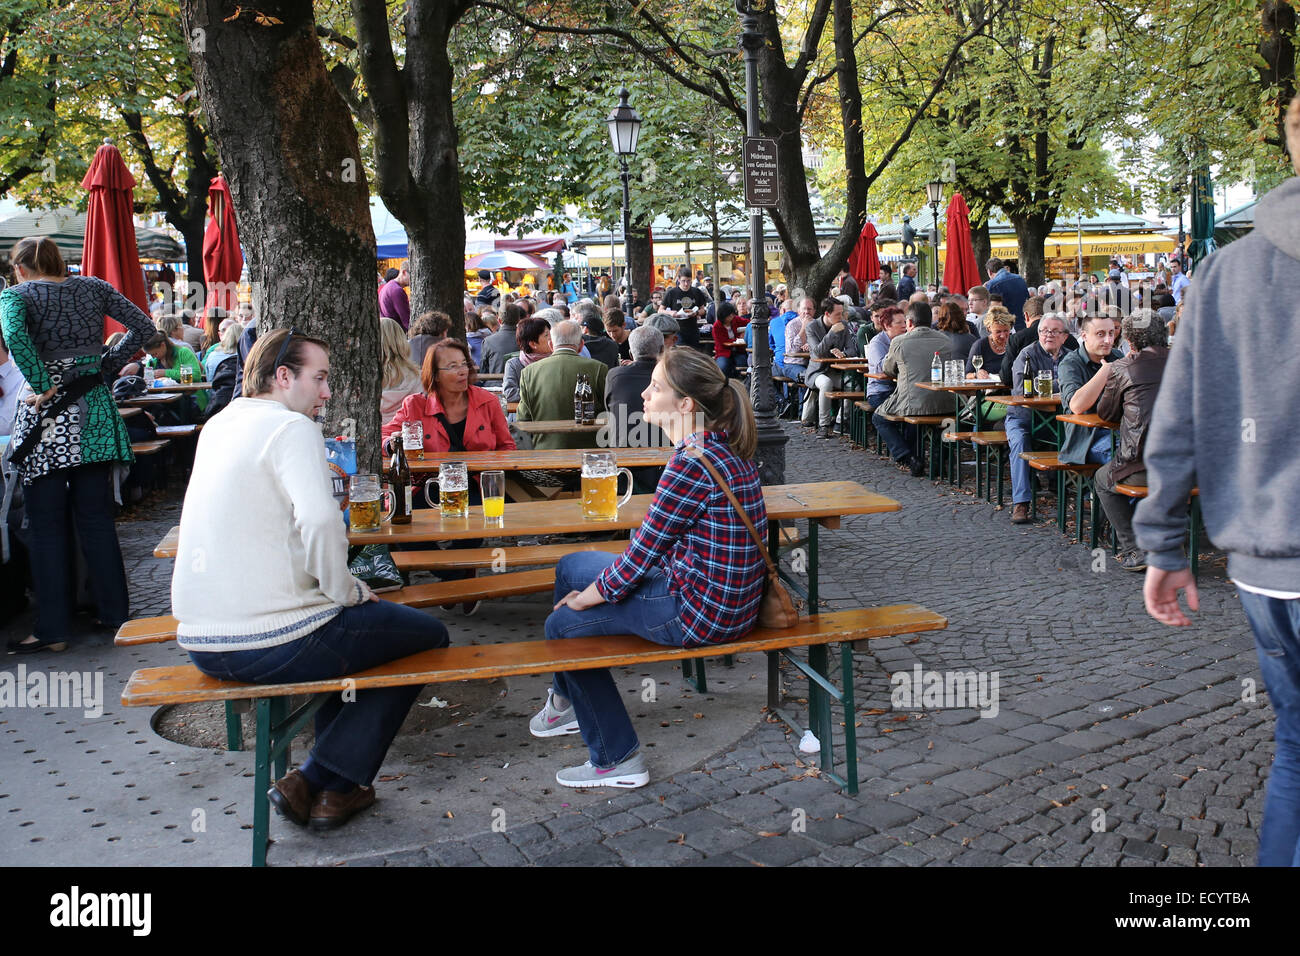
[925,180,943,288]
[606,88,642,314]
[737,0,787,485]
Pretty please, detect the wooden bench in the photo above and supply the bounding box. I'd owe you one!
[116,569,557,647]
[1020,452,1102,539]
[392,540,627,573]
[942,430,1008,499]
[879,414,951,479]
[121,604,948,865]
[826,390,865,438]
[1114,484,1204,578]
[155,424,203,439]
[131,439,171,456]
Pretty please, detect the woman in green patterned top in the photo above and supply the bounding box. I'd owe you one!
[1,237,155,654]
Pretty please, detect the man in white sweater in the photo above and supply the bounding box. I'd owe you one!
[172,328,448,832]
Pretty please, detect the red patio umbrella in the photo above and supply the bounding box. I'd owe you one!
[202,175,244,318]
[80,141,150,338]
[942,192,981,296]
[848,220,880,291]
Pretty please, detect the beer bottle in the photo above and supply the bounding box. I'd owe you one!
[573,374,585,425]
[390,444,412,525]
[582,374,596,424]
[1024,370,1034,397]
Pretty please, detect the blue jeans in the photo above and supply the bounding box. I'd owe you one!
[1238,589,1300,866]
[715,355,734,378]
[25,464,130,641]
[1006,413,1032,504]
[872,409,915,461]
[1085,430,1112,465]
[189,601,449,786]
[545,551,686,768]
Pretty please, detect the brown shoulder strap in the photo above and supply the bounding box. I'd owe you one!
[686,448,777,577]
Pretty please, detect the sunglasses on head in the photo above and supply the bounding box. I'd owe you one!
[273,327,301,372]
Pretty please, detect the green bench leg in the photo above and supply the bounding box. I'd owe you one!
[840,641,859,796]
[683,657,708,693]
[807,644,833,775]
[225,701,243,751]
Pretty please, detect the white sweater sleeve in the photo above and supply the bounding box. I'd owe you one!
[272,419,372,607]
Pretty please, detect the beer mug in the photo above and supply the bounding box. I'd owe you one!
[581,452,634,521]
[423,460,469,518]
[179,365,194,385]
[1035,369,1053,398]
[401,420,425,461]
[348,474,393,532]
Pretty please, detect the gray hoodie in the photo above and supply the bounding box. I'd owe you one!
[1133,176,1300,591]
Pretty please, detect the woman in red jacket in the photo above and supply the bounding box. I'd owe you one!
[381,338,514,612]
[382,338,515,456]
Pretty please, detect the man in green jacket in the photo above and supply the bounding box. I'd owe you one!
[517,319,609,450]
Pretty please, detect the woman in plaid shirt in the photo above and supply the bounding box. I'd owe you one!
[530,348,767,789]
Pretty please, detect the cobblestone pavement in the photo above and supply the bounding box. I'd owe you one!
[0,422,1270,867]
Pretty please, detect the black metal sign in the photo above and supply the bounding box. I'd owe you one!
[743,137,780,207]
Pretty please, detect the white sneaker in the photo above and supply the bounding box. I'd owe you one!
[529,689,580,738]
[555,753,649,789]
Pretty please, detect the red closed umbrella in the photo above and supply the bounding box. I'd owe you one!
[848,220,880,290]
[942,192,981,296]
[80,142,150,338]
[202,175,244,318]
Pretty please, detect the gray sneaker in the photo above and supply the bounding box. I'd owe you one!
[1118,549,1148,572]
[555,752,649,789]
[529,689,580,738]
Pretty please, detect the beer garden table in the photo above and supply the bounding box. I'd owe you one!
[408,447,672,475]
[148,382,213,394]
[513,417,607,436]
[916,378,1004,432]
[984,393,1062,448]
[118,392,182,410]
[348,480,899,609]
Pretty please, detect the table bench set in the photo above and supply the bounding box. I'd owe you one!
[118,446,948,864]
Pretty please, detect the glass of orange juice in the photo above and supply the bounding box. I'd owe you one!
[480,470,505,525]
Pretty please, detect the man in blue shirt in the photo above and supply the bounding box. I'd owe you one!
[1168,257,1190,305]
[1058,311,1123,465]
[1005,314,1070,523]
[985,257,1029,330]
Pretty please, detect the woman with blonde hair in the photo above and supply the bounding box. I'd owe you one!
[529,347,766,789]
[379,316,422,425]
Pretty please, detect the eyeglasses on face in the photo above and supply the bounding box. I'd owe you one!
[437,363,470,372]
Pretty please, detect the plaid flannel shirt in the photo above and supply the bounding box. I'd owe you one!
[595,431,767,647]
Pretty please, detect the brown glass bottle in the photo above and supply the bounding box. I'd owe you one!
[389,443,412,524]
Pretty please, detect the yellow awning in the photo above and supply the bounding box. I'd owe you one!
[879,232,1176,258]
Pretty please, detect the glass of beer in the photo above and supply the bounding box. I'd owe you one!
[423,461,469,518]
[581,452,634,521]
[348,474,392,532]
[179,365,193,385]
[1035,369,1053,398]
[401,420,425,461]
[480,470,505,525]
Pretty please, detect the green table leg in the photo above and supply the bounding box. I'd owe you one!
[225,701,242,751]
[252,697,272,868]
[840,641,859,796]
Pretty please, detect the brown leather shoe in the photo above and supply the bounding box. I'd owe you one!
[268,769,313,827]
[1010,503,1031,524]
[309,785,376,831]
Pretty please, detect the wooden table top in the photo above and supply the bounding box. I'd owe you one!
[347,480,900,545]
[514,416,608,435]
[784,353,809,360]
[477,373,504,381]
[984,393,1060,409]
[408,447,673,474]
[119,406,143,420]
[865,372,895,381]
[1056,413,1118,428]
[149,382,212,392]
[119,392,181,407]
[916,379,1003,393]
[829,359,874,370]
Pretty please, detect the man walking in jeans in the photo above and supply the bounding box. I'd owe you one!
[1135,95,1300,867]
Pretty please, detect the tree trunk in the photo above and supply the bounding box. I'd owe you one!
[1260,0,1297,158]
[1012,212,1054,288]
[353,0,470,336]
[182,0,381,468]
[625,217,652,309]
[970,214,991,284]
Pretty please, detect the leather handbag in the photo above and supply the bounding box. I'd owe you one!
[689,450,800,629]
